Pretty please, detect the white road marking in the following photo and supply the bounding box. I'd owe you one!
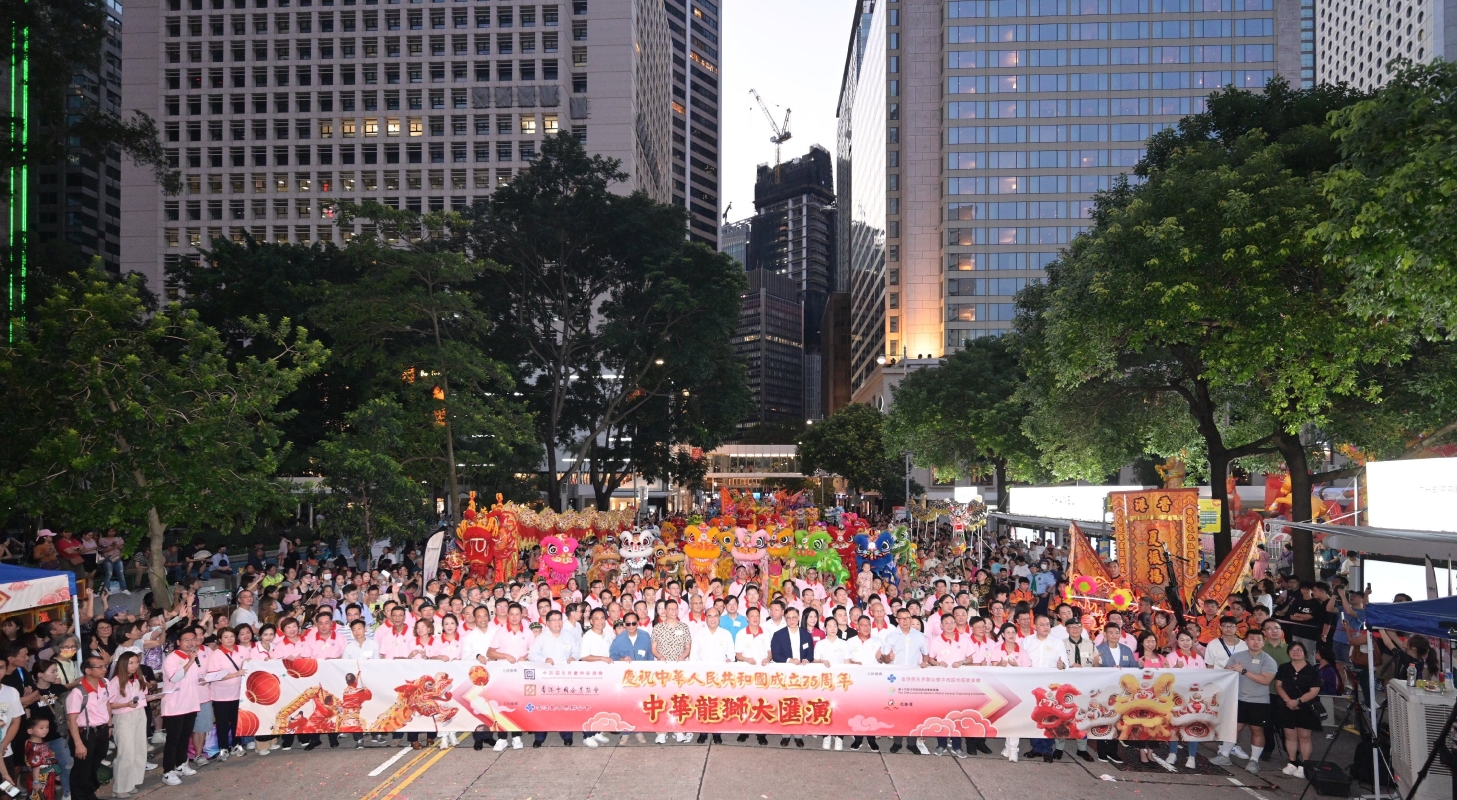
[367,747,411,777]
[1227,777,1275,800]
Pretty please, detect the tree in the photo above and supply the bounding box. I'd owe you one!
[313,398,434,545]
[463,133,749,510]
[1024,81,1408,575]
[314,202,539,524]
[0,269,325,602]
[798,403,921,507]
[1320,60,1457,339]
[883,337,1044,511]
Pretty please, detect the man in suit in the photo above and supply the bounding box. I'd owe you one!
[1092,620,1138,765]
[770,607,815,748]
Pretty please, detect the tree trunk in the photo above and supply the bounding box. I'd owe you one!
[994,459,1008,512]
[544,436,563,512]
[1208,452,1232,565]
[146,506,172,607]
[1275,428,1316,581]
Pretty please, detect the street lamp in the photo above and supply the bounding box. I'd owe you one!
[876,354,887,365]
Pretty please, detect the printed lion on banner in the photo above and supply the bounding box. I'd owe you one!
[1073,671,1220,741]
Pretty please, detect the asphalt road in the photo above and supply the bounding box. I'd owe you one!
[113,734,1356,800]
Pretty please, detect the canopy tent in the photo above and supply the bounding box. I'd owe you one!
[1366,596,1457,640]
[0,564,83,654]
[987,512,1113,537]
[1265,519,1457,561]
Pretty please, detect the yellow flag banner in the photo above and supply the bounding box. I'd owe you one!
[1195,521,1264,606]
[1110,488,1201,602]
[1068,521,1117,587]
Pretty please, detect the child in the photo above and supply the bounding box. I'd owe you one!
[856,564,873,602]
[24,718,57,800]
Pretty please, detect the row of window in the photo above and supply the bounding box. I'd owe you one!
[948,303,1020,322]
[166,168,519,195]
[166,89,556,113]
[949,173,1124,195]
[949,148,1146,168]
[948,251,1061,270]
[165,5,570,34]
[164,61,578,85]
[949,45,1257,67]
[946,225,1092,244]
[948,45,1272,76]
[945,201,1096,227]
[947,120,1178,144]
[167,34,574,60]
[167,113,562,140]
[947,0,1273,19]
[951,95,1209,119]
[948,276,1044,296]
[948,20,1271,42]
[165,131,584,169]
[167,0,591,15]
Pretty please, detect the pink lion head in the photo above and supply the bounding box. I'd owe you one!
[537,535,579,585]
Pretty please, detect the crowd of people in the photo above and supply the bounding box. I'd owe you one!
[0,518,1428,800]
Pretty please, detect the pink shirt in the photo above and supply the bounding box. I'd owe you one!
[303,627,347,659]
[962,636,999,666]
[429,635,462,660]
[928,634,965,667]
[375,624,415,660]
[65,679,112,727]
[270,637,308,660]
[161,650,205,717]
[1168,651,1206,669]
[489,625,534,660]
[1139,653,1169,668]
[234,644,263,662]
[992,643,1032,667]
[107,676,147,716]
[205,647,245,702]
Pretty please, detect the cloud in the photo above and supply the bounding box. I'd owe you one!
[847,715,895,732]
[582,712,635,733]
[909,710,998,739]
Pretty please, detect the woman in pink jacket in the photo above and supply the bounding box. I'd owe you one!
[205,628,248,761]
[993,623,1031,762]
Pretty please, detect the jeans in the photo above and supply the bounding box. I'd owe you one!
[1030,738,1055,755]
[45,738,73,798]
[936,736,964,752]
[102,558,126,591]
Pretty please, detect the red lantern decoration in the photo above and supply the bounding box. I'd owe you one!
[283,658,318,679]
[235,710,260,738]
[245,672,281,706]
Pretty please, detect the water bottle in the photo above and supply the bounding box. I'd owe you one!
[1407,664,1417,687]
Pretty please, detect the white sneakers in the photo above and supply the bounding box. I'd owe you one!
[1282,762,1306,777]
[493,739,509,752]
[177,764,198,777]
[654,734,667,744]
[581,732,611,748]
[144,762,158,771]
[245,740,257,751]
[231,745,245,758]
[834,737,844,751]
[162,772,182,786]
[511,736,523,749]
[823,736,833,750]
[1186,757,1197,770]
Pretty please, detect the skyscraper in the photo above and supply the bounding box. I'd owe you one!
[733,267,804,431]
[663,0,720,246]
[838,0,1301,404]
[1316,0,1456,89]
[719,217,748,265]
[746,144,836,419]
[118,0,673,293]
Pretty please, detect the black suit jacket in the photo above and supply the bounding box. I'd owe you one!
[770,626,815,663]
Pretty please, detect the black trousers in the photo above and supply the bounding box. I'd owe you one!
[214,700,239,751]
[71,725,110,800]
[163,713,197,773]
[1096,738,1125,758]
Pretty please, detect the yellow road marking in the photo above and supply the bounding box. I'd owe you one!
[379,747,453,800]
[359,747,436,800]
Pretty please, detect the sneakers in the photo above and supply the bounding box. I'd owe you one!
[1185,757,1197,770]
[218,749,229,762]
[823,736,833,750]
[511,736,523,750]
[246,741,257,750]
[178,764,198,777]
[834,737,843,751]
[584,736,599,748]
[655,734,667,745]
[256,748,271,756]
[1230,745,1251,760]
[619,734,630,746]
[144,762,159,771]
[1245,759,1261,775]
[231,745,245,758]
[357,739,366,749]
[1107,752,1125,766]
[1293,766,1305,779]
[1210,755,1233,767]
[933,746,947,756]
[952,748,968,760]
[1282,763,1299,776]
[1008,749,1018,763]
[1079,750,1095,763]
[593,733,610,744]
[280,744,292,751]
[151,731,166,745]
[493,739,509,752]
[162,772,182,786]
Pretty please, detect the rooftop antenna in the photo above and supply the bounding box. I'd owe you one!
[749,89,792,181]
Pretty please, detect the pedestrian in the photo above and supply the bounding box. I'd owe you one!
[63,657,111,800]
[160,630,204,786]
[106,653,148,797]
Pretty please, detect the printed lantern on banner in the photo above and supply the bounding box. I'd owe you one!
[246,671,281,706]
[284,657,319,679]
[235,710,260,737]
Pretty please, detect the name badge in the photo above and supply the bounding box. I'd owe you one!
[637,649,646,657]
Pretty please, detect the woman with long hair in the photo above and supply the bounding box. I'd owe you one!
[993,623,1030,762]
[253,624,278,756]
[206,627,247,760]
[1164,632,1207,769]
[232,624,260,753]
[404,619,438,749]
[1275,642,1324,779]
[1134,632,1166,764]
[108,652,149,797]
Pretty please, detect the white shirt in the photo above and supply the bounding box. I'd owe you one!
[880,628,929,667]
[1204,637,1248,670]
[1022,634,1064,669]
[762,616,787,637]
[734,628,772,664]
[527,629,579,665]
[692,626,737,664]
[579,628,615,661]
[0,684,21,758]
[784,627,804,662]
[343,638,378,660]
[230,607,259,629]
[845,634,884,666]
[461,627,494,665]
[817,636,851,664]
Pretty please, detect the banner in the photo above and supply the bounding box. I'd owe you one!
[1110,488,1201,602]
[1196,521,1263,606]
[1067,522,1115,588]
[238,660,1237,742]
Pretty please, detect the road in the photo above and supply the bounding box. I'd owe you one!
[114,736,1350,800]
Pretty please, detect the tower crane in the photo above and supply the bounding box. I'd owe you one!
[749,89,792,180]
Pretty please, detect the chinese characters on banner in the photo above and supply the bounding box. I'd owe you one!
[1110,488,1201,602]
[238,659,1237,742]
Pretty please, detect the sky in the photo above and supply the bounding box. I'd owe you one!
[719,0,855,226]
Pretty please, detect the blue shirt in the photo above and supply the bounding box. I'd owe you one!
[608,631,655,662]
[1032,571,1057,596]
[1334,607,1364,646]
[721,612,748,639]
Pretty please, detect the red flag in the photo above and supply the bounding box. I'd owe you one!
[1196,521,1264,606]
[1068,521,1117,587]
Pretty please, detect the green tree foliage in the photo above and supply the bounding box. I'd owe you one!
[0,270,325,601]
[798,403,921,507]
[313,398,433,544]
[316,202,540,524]
[462,133,749,510]
[883,337,1044,510]
[1321,60,1457,338]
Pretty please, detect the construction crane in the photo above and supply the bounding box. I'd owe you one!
[722,201,733,224]
[749,89,792,180]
